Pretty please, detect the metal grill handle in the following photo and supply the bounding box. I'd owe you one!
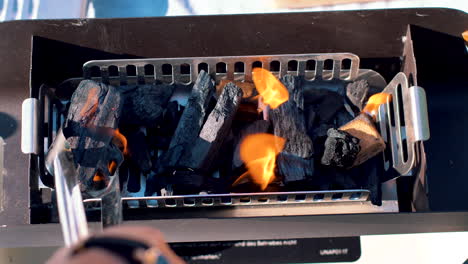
[379,72,430,175]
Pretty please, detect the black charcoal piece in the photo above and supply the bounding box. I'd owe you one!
[270,75,313,159]
[305,106,316,132]
[63,80,124,189]
[349,156,383,206]
[316,91,344,123]
[304,88,333,104]
[364,157,382,206]
[334,108,354,127]
[127,129,152,173]
[168,168,205,194]
[232,120,271,168]
[311,123,334,140]
[282,75,304,110]
[218,131,236,181]
[277,153,314,183]
[121,83,174,125]
[159,70,214,170]
[302,78,346,97]
[188,82,243,170]
[144,171,165,197]
[346,79,370,111]
[321,128,361,168]
[148,101,184,151]
[119,161,142,193]
[163,101,184,134]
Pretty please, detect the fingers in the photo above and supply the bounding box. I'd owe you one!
[46,248,126,264]
[47,226,185,264]
[100,225,185,264]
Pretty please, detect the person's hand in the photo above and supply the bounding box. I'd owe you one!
[47,225,185,264]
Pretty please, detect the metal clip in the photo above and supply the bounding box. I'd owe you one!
[409,86,430,141]
[21,98,39,154]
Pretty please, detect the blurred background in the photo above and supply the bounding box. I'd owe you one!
[1,0,467,21]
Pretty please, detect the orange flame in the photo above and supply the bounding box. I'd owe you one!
[235,133,286,190]
[108,161,118,175]
[112,129,128,155]
[362,93,392,119]
[93,172,104,182]
[93,129,128,182]
[463,31,468,43]
[252,68,289,109]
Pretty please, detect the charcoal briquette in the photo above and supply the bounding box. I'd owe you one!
[277,153,314,183]
[121,83,175,125]
[321,128,361,168]
[346,79,370,111]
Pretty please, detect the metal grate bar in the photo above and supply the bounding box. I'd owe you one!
[83,53,360,84]
[83,190,370,209]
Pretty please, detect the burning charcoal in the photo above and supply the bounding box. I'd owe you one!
[277,153,314,183]
[232,120,271,168]
[63,80,124,189]
[316,91,344,123]
[270,75,314,181]
[321,128,361,168]
[126,129,152,174]
[270,75,313,158]
[216,79,257,100]
[188,82,243,170]
[339,113,385,167]
[346,79,370,111]
[121,83,175,125]
[159,70,214,171]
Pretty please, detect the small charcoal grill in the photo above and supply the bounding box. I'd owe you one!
[21,51,429,227]
[1,8,467,253]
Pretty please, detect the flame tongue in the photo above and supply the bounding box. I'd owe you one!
[237,133,286,190]
[93,129,128,182]
[112,129,128,155]
[362,92,392,119]
[252,68,289,109]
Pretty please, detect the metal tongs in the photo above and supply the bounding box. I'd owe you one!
[53,150,89,247]
[51,129,123,247]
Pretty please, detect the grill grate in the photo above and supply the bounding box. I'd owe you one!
[83,53,360,85]
[22,53,428,215]
[84,190,370,208]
